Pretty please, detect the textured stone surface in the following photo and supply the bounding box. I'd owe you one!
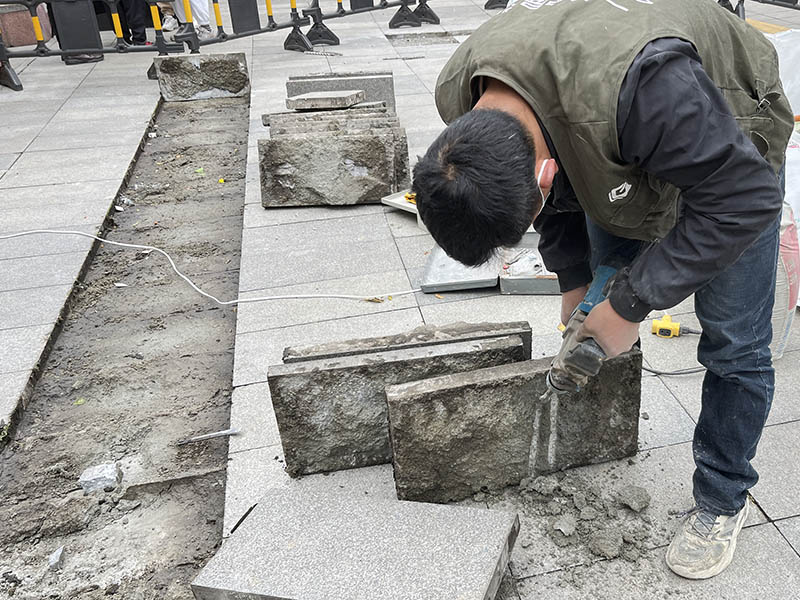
[286,89,366,110]
[78,462,122,493]
[387,351,642,503]
[268,335,526,476]
[259,129,409,207]
[286,71,396,113]
[386,360,542,503]
[193,488,519,600]
[153,54,250,102]
[283,321,533,363]
[262,104,389,127]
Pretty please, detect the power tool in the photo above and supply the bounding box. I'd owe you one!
[542,263,619,399]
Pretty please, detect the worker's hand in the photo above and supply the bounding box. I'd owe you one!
[561,285,589,326]
[578,299,639,358]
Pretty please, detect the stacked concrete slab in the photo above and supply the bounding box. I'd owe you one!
[268,322,532,476]
[259,73,409,208]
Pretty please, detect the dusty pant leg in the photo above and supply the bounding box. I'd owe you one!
[692,214,780,515]
[190,0,210,26]
[157,1,175,16]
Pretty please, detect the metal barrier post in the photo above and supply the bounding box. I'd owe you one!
[484,0,507,9]
[389,0,421,28]
[414,0,439,24]
[25,1,50,54]
[304,0,338,45]
[211,0,227,38]
[336,0,345,15]
[265,0,277,29]
[284,0,312,52]
[108,0,129,50]
[173,0,201,52]
[0,28,22,91]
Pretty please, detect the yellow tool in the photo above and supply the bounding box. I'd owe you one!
[651,315,701,338]
[404,192,417,205]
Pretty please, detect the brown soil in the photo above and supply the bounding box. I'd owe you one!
[0,96,249,599]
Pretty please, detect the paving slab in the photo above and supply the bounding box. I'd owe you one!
[775,515,800,555]
[659,348,800,427]
[237,215,405,291]
[420,243,502,292]
[286,71,397,112]
[223,450,397,537]
[242,201,385,225]
[285,89,367,110]
[0,285,72,331]
[270,335,526,476]
[227,383,280,455]
[0,371,30,429]
[0,252,87,293]
[637,376,696,451]
[0,153,19,171]
[516,523,799,599]
[750,420,800,520]
[0,324,53,375]
[1,199,110,234]
[283,320,533,363]
[233,308,424,387]
[488,440,768,579]
[235,269,416,333]
[196,488,519,600]
[0,180,118,212]
[0,147,135,189]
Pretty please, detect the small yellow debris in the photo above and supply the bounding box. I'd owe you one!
[73,398,87,406]
[404,192,417,205]
[218,178,225,183]
[435,294,444,299]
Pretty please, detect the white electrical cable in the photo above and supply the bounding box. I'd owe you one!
[0,230,422,305]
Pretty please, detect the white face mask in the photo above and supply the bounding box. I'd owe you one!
[534,159,553,220]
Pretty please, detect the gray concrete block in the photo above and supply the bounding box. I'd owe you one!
[386,351,642,503]
[386,360,543,503]
[195,488,519,600]
[153,53,250,102]
[0,285,72,331]
[259,129,409,207]
[268,335,526,476]
[228,383,280,455]
[285,89,366,110]
[283,320,533,363]
[0,324,53,375]
[286,71,396,113]
[0,371,30,430]
[262,104,389,127]
[270,117,402,137]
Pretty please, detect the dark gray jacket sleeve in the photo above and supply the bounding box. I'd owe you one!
[608,38,783,322]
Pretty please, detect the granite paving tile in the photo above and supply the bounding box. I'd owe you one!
[0,252,87,292]
[27,122,145,152]
[233,307,424,386]
[660,348,800,426]
[489,441,767,579]
[0,180,118,212]
[243,202,385,226]
[0,225,98,261]
[0,371,30,428]
[750,420,800,520]
[235,269,416,333]
[228,382,280,455]
[1,199,109,234]
[223,448,397,537]
[395,233,436,269]
[0,285,72,331]
[638,376,696,451]
[0,324,53,375]
[420,294,562,338]
[237,215,404,291]
[775,516,800,555]
[384,208,426,238]
[0,154,19,171]
[3,124,45,154]
[53,103,157,123]
[0,147,135,188]
[516,524,799,600]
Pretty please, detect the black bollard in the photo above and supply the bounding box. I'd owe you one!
[389,0,422,28]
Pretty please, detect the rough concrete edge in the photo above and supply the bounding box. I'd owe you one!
[483,514,520,600]
[153,52,251,103]
[283,321,533,363]
[0,94,165,449]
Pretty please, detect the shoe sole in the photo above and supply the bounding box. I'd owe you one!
[666,501,750,580]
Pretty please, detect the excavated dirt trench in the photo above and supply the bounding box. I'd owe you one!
[0,95,249,599]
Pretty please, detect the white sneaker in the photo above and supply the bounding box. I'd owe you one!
[665,500,749,580]
[161,15,178,32]
[196,25,215,40]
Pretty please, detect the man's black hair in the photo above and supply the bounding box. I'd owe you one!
[411,109,540,267]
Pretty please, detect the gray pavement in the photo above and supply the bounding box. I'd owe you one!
[1,0,799,595]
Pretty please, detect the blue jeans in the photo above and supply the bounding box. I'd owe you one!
[586,183,782,515]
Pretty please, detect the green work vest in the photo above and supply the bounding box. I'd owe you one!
[435,0,795,241]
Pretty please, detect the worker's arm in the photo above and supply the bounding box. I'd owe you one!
[607,37,783,323]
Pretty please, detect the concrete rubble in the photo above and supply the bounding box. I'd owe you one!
[268,335,527,476]
[78,462,122,493]
[191,488,519,600]
[152,53,250,102]
[48,546,65,571]
[286,89,366,110]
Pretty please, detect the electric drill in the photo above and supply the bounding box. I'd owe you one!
[543,263,620,398]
